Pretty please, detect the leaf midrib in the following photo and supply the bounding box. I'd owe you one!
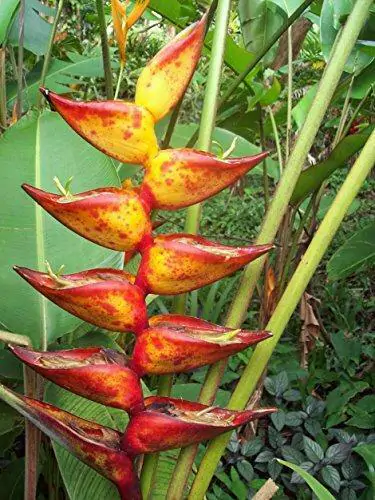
[35,116,48,349]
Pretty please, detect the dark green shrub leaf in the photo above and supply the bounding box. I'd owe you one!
[281,445,306,464]
[0,458,24,499]
[304,436,324,463]
[269,426,286,449]
[241,437,263,457]
[255,449,274,463]
[341,488,357,500]
[321,465,341,492]
[305,419,322,437]
[264,376,277,396]
[283,389,302,401]
[271,409,286,431]
[275,371,289,395]
[305,397,325,418]
[341,456,362,480]
[268,459,282,480]
[286,411,304,427]
[290,462,314,484]
[350,480,366,491]
[237,460,254,482]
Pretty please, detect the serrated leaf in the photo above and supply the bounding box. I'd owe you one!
[264,376,277,395]
[0,111,121,347]
[283,389,302,401]
[321,465,341,492]
[268,459,282,480]
[326,443,352,464]
[275,371,289,395]
[286,411,304,427]
[271,410,286,431]
[255,449,274,463]
[304,436,324,463]
[241,437,263,457]
[237,460,254,482]
[341,456,362,480]
[279,459,335,499]
[305,419,322,437]
[281,445,306,464]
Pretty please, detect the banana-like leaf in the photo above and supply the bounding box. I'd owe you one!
[0,0,19,45]
[0,110,121,347]
[290,127,373,205]
[238,0,286,67]
[277,459,335,500]
[7,53,119,110]
[8,0,55,55]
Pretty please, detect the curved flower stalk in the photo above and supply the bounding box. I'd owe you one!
[0,384,141,500]
[40,90,158,165]
[111,0,150,67]
[22,184,152,252]
[141,149,268,210]
[10,346,144,414]
[135,234,274,295]
[121,396,276,455]
[130,314,271,375]
[14,267,148,334]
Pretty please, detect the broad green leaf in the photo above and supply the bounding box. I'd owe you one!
[45,384,127,500]
[9,0,56,55]
[327,222,375,280]
[152,450,195,499]
[7,53,119,110]
[278,459,336,499]
[0,111,121,347]
[0,0,19,45]
[320,0,373,73]
[270,0,305,16]
[290,127,373,205]
[352,60,375,99]
[292,84,318,130]
[171,383,230,407]
[0,458,25,499]
[238,0,286,67]
[259,77,282,106]
[353,444,375,469]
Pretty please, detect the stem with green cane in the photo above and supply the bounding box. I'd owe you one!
[0,49,7,128]
[188,127,375,499]
[170,0,373,495]
[96,0,114,99]
[16,0,25,119]
[286,27,293,162]
[258,104,270,210]
[37,0,65,107]
[267,105,284,175]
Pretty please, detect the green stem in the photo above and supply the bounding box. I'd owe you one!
[96,0,114,99]
[162,98,183,148]
[37,0,65,107]
[16,0,25,119]
[114,63,125,100]
[188,127,375,499]
[286,26,293,162]
[267,106,283,175]
[258,105,269,210]
[0,330,32,347]
[0,49,7,128]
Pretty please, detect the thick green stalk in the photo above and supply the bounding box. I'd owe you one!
[37,0,64,106]
[188,128,375,498]
[267,106,283,175]
[0,49,7,128]
[96,0,114,99]
[286,27,293,162]
[16,0,25,119]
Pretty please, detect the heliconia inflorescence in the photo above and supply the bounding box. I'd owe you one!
[2,11,277,500]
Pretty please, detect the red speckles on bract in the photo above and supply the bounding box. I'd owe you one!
[14,267,148,334]
[121,396,277,455]
[135,14,207,120]
[130,314,272,375]
[22,184,153,252]
[135,234,274,295]
[10,346,144,414]
[142,149,269,210]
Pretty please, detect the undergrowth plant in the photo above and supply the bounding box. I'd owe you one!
[0,1,374,499]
